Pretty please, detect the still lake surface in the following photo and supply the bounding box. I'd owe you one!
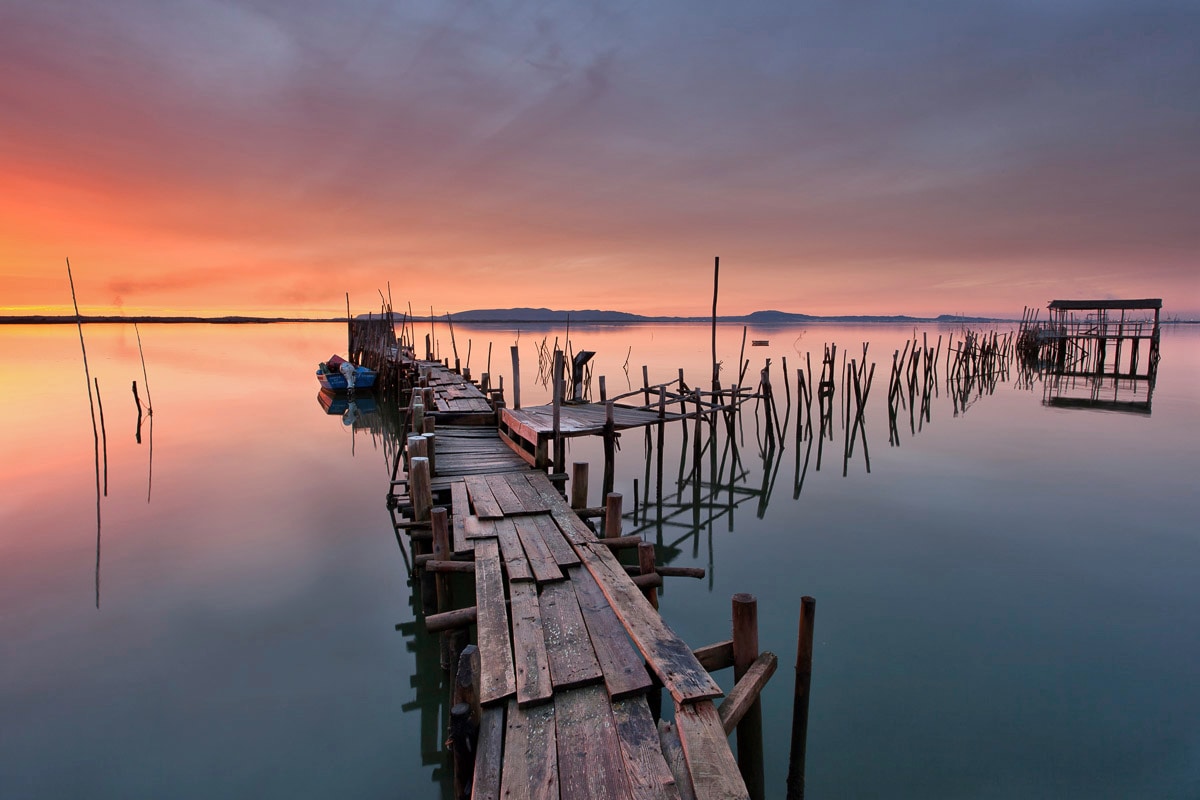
[2,320,1198,799]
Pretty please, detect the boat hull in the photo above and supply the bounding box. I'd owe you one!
[316,365,377,392]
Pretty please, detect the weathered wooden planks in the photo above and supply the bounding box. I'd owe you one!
[513,517,565,584]
[449,480,472,554]
[473,704,506,800]
[612,696,681,800]
[474,539,516,705]
[507,582,553,707]
[573,540,723,705]
[555,684,632,800]
[486,473,527,516]
[503,472,552,514]
[465,475,505,519]
[673,701,749,800]
[569,565,654,699]
[493,518,533,582]
[538,579,604,689]
[501,699,558,799]
[532,513,581,568]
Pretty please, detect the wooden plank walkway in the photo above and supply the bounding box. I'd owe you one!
[458,473,743,799]
[414,360,497,424]
[394,364,750,798]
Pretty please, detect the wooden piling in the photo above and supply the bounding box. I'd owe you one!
[786,596,816,800]
[570,462,589,510]
[604,492,623,539]
[410,457,432,523]
[510,345,521,410]
[732,593,765,797]
[638,542,659,609]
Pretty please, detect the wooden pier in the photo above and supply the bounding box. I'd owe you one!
[1017,298,1162,414]
[387,361,783,800]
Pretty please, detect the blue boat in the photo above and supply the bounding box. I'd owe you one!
[316,356,377,392]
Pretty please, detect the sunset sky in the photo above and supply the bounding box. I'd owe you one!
[2,1,1197,319]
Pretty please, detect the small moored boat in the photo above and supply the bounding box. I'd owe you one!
[316,354,377,392]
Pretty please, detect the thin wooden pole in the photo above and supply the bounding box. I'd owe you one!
[733,593,764,795]
[510,345,521,410]
[94,377,108,496]
[786,596,817,800]
[67,259,102,609]
[711,256,720,392]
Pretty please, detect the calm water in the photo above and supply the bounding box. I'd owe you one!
[2,321,1198,799]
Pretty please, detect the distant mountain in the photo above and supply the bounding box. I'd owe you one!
[403,308,1014,324]
[452,308,645,323]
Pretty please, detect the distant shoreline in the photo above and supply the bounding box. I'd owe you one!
[1,313,1012,325]
[3,312,1192,325]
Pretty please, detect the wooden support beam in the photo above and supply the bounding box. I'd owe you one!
[717,652,778,735]
[425,605,478,633]
[693,640,735,672]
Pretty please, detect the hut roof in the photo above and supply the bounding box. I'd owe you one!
[1048,299,1162,311]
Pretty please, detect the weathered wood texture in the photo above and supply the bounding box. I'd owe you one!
[674,701,750,800]
[475,539,516,705]
[508,582,553,707]
[612,696,682,800]
[538,579,604,690]
[554,684,632,800]
[501,699,558,800]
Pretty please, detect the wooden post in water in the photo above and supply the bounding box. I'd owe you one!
[431,507,453,668]
[639,542,658,609]
[787,596,817,800]
[412,400,425,434]
[449,644,481,799]
[571,462,589,510]
[604,492,623,539]
[423,433,436,477]
[603,399,616,496]
[410,457,432,523]
[510,345,521,410]
[733,593,765,798]
[711,255,721,393]
[553,349,565,473]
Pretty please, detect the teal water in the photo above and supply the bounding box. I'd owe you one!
[1,321,1197,798]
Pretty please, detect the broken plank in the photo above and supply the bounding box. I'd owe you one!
[569,565,653,699]
[507,582,553,707]
[538,579,604,689]
[501,699,558,800]
[612,695,681,800]
[657,722,698,800]
[465,475,504,519]
[474,539,516,705]
[555,684,632,800]
[673,701,748,800]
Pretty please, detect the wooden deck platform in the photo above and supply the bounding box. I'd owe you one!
[498,404,683,468]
